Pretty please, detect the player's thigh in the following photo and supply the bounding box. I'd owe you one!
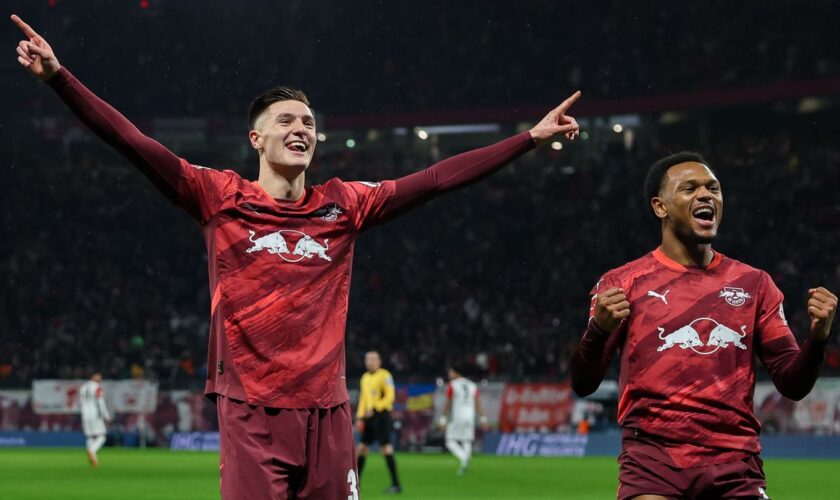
[217,396,307,500]
[617,450,686,500]
[299,403,359,500]
[700,454,767,500]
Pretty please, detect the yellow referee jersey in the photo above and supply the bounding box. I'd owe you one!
[357,368,395,418]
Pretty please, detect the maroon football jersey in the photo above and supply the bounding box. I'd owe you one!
[589,248,793,467]
[177,162,396,407]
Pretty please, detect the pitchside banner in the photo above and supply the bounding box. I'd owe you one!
[499,382,574,432]
[32,380,158,414]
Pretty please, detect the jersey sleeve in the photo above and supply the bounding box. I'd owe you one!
[356,374,369,419]
[178,163,239,223]
[46,67,231,224]
[445,383,453,400]
[755,271,792,344]
[337,180,398,232]
[96,386,111,421]
[572,271,626,397]
[755,271,828,400]
[376,370,396,412]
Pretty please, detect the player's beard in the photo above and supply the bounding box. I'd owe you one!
[691,233,717,244]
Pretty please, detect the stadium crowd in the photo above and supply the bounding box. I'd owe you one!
[2,105,839,389]
[2,1,838,117]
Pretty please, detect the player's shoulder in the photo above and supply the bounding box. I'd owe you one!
[715,253,771,283]
[599,251,659,284]
[717,253,764,274]
[182,162,245,189]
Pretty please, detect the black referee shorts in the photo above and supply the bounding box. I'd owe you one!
[361,410,393,446]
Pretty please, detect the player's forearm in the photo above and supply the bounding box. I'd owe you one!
[762,335,828,400]
[386,131,535,215]
[570,319,615,397]
[46,67,183,197]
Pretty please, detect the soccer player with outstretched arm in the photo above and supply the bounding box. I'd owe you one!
[13,14,580,499]
[570,152,837,499]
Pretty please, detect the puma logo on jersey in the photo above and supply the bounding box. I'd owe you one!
[647,289,670,304]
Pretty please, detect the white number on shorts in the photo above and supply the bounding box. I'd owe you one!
[347,469,359,500]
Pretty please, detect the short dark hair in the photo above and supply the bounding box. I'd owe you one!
[248,86,311,130]
[644,151,714,210]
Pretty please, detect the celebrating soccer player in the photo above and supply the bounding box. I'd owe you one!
[13,14,580,499]
[570,152,837,499]
[355,351,401,493]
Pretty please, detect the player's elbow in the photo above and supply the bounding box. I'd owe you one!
[570,371,598,398]
[774,379,816,402]
[777,385,811,402]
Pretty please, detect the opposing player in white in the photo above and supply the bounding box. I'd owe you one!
[79,373,111,467]
[438,367,489,475]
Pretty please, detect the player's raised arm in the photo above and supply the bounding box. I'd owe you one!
[756,281,837,400]
[361,91,581,223]
[569,286,628,397]
[11,14,187,205]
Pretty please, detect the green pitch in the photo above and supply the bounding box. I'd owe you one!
[0,448,838,499]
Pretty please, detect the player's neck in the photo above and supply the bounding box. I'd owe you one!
[257,162,306,201]
[660,232,714,268]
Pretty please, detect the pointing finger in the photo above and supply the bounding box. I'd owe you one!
[556,90,582,114]
[11,14,39,40]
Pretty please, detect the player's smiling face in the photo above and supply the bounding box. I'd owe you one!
[250,100,316,171]
[653,162,723,244]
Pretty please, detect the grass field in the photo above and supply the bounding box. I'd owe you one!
[0,448,838,499]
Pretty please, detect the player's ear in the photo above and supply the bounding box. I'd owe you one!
[248,129,263,151]
[651,196,667,219]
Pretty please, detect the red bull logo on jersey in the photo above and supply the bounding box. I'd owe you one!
[656,317,748,355]
[719,286,751,306]
[246,230,331,262]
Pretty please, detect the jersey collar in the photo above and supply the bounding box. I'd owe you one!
[653,246,723,272]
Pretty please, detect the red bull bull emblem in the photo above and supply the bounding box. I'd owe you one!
[656,317,748,355]
[246,229,331,263]
[719,286,751,306]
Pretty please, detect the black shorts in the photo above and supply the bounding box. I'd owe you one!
[361,410,392,446]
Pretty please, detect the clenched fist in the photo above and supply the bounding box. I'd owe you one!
[593,287,630,333]
[808,287,838,341]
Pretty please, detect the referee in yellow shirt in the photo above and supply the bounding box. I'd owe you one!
[356,351,402,494]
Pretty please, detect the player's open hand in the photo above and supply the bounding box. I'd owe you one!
[808,287,837,341]
[529,91,581,147]
[11,14,60,81]
[593,287,630,333]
